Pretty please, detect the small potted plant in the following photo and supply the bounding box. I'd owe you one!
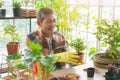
[12,0,22,17]
[3,52,31,80]
[69,38,86,64]
[104,64,120,80]
[3,24,20,55]
[104,64,116,80]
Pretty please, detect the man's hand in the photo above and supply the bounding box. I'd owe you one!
[53,52,80,65]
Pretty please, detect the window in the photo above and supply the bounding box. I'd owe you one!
[0,0,119,63]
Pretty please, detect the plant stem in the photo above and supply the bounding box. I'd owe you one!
[43,67,47,80]
[37,62,41,80]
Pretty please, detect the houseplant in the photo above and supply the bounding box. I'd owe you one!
[104,64,120,80]
[25,42,57,80]
[3,52,32,80]
[69,38,86,64]
[92,19,120,68]
[12,0,22,17]
[3,24,20,55]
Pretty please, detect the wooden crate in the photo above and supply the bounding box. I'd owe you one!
[21,9,36,17]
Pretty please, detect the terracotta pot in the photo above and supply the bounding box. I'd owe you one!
[78,52,84,63]
[7,42,20,55]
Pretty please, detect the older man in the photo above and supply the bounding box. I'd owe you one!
[26,8,69,69]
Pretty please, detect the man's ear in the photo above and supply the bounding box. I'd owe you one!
[36,20,41,27]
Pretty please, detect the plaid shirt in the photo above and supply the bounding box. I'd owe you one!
[26,30,68,69]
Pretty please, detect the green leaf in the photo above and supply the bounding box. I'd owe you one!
[11,71,17,78]
[6,53,22,60]
[15,63,26,69]
[88,47,97,56]
[40,55,58,72]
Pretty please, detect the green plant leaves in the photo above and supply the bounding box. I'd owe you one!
[25,42,58,75]
[94,19,120,59]
[6,53,27,78]
[6,53,22,60]
[69,38,86,53]
[88,47,97,61]
[12,0,21,8]
[41,55,58,72]
[3,24,20,42]
[34,0,69,21]
[26,42,43,59]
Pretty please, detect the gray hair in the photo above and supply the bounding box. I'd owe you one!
[36,8,56,22]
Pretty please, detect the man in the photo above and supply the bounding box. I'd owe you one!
[26,8,68,69]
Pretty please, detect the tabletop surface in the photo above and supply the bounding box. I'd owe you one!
[1,63,107,80]
[52,63,107,80]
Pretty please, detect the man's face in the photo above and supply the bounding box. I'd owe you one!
[39,14,56,36]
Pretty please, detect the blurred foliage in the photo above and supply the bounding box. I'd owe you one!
[94,19,120,59]
[34,0,89,40]
[3,24,20,42]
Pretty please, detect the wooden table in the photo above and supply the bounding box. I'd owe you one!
[51,63,107,80]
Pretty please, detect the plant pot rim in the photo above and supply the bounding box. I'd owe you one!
[7,42,20,44]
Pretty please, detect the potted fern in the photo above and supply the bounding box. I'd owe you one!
[12,0,22,17]
[3,24,20,55]
[69,38,86,64]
